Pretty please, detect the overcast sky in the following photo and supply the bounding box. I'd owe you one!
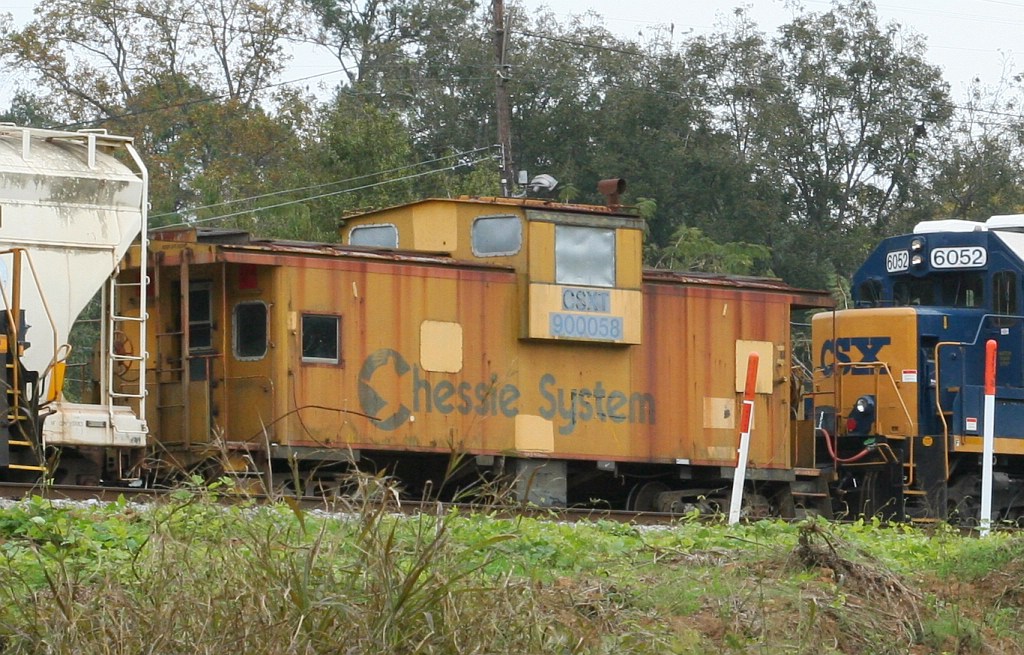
[2,0,1024,110]
[521,0,1024,97]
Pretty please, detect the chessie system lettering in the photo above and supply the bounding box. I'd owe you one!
[357,348,654,435]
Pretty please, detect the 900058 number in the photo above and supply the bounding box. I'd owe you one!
[930,246,986,269]
[550,312,623,341]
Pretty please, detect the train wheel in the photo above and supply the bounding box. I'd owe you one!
[857,469,901,520]
[858,470,880,519]
[947,475,980,526]
[625,481,669,512]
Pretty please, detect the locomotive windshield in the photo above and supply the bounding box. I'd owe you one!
[891,272,984,308]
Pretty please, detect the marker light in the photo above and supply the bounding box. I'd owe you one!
[846,395,876,435]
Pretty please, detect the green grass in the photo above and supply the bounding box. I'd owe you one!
[0,483,1018,654]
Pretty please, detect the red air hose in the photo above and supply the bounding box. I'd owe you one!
[818,427,873,464]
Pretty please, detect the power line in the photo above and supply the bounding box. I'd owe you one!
[166,154,495,227]
[151,145,498,220]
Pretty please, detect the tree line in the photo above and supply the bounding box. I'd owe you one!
[2,0,1024,292]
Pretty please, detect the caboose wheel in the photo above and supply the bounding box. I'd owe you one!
[625,481,669,512]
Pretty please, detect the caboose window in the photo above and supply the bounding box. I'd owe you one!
[555,225,615,287]
[472,215,521,256]
[234,302,268,360]
[188,284,213,350]
[349,224,398,248]
[302,314,340,364]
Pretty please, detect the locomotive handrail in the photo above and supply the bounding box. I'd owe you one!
[933,341,961,471]
[968,313,1024,345]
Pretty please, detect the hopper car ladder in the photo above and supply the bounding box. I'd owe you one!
[0,250,50,475]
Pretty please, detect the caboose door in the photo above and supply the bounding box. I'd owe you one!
[184,280,217,444]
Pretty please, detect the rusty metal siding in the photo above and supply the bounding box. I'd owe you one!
[140,231,831,472]
[635,282,801,469]
[276,254,523,454]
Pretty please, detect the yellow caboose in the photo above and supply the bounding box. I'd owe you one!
[114,187,831,510]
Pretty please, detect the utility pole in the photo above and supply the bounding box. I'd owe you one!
[492,0,514,197]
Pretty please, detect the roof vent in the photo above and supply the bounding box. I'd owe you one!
[913,219,986,234]
[986,214,1024,232]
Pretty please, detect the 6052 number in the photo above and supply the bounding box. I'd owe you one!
[930,246,986,269]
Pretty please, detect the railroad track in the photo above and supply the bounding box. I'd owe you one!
[0,482,685,525]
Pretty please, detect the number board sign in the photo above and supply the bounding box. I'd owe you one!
[886,250,909,273]
[527,283,642,344]
[930,246,986,269]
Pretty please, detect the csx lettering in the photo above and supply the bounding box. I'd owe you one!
[819,337,891,377]
[561,288,610,313]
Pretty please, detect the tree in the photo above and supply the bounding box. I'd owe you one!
[0,91,56,126]
[648,225,774,275]
[1,0,325,237]
[682,1,952,287]
[920,78,1024,222]
[302,0,477,90]
[1,0,302,123]
[765,1,950,285]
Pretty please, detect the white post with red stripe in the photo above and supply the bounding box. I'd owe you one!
[729,352,759,525]
[981,339,997,536]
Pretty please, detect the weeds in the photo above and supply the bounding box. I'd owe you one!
[0,490,1018,653]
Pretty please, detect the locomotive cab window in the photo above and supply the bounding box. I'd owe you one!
[994,271,1018,315]
[233,301,268,360]
[301,314,341,364]
[472,215,521,256]
[349,224,398,248]
[555,225,615,287]
[855,279,883,307]
[939,272,984,308]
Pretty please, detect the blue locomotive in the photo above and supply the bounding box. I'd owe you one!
[813,215,1024,521]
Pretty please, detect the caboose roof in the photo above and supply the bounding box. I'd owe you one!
[340,195,640,223]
